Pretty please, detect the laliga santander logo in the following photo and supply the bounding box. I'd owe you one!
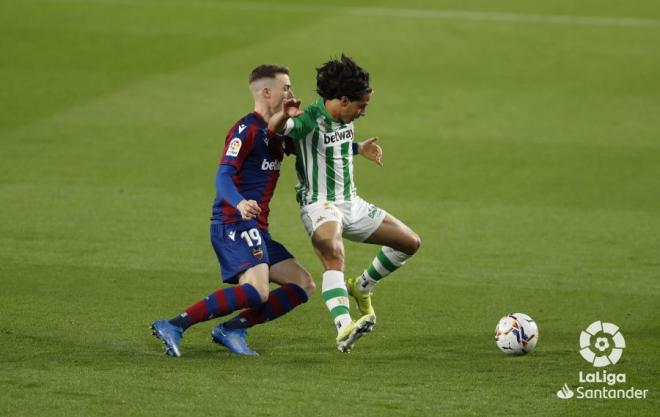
[579,321,625,367]
[556,321,648,400]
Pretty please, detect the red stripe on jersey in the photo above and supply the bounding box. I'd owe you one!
[221,124,259,169]
[218,120,242,164]
[220,123,260,222]
[256,168,280,229]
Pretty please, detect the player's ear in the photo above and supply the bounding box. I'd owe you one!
[340,96,350,106]
[262,87,271,99]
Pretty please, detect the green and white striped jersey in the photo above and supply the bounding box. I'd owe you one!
[284,97,357,206]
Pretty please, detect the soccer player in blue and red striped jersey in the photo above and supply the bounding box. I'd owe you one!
[151,65,314,357]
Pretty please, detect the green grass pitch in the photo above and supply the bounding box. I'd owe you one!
[1,0,659,416]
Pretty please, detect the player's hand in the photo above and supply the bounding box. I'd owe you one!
[237,199,261,220]
[358,137,383,166]
[282,98,302,117]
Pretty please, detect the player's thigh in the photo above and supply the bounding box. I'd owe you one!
[266,236,315,295]
[311,220,345,261]
[300,201,343,237]
[211,222,270,299]
[301,202,345,260]
[269,258,315,296]
[364,213,421,255]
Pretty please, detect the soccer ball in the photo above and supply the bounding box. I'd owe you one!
[494,313,539,355]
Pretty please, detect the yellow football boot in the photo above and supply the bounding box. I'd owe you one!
[346,277,376,321]
[335,314,376,353]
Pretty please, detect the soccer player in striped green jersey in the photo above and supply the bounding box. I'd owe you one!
[270,55,421,352]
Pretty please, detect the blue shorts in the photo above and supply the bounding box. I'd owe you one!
[210,221,294,284]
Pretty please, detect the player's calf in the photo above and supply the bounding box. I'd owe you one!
[221,283,309,330]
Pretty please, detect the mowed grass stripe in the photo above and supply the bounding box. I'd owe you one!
[40,0,660,28]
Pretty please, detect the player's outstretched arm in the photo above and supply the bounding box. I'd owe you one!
[356,137,383,166]
[269,98,302,134]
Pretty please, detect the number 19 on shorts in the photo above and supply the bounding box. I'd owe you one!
[240,228,262,247]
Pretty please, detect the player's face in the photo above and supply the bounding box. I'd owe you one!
[339,91,372,123]
[270,73,294,112]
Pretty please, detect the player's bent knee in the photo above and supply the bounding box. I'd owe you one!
[325,242,345,263]
[315,239,345,267]
[256,287,270,303]
[288,268,316,296]
[306,280,316,296]
[405,232,422,256]
[300,272,316,296]
[247,281,270,303]
[321,251,345,270]
[413,232,422,252]
[324,249,344,264]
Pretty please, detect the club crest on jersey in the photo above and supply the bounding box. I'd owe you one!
[226,138,242,157]
[323,126,353,145]
[251,247,264,260]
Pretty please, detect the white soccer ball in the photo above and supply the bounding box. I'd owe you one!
[494,313,539,355]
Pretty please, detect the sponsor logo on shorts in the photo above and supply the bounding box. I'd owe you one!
[367,205,381,219]
[321,202,342,219]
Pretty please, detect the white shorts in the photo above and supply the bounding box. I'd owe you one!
[300,196,387,242]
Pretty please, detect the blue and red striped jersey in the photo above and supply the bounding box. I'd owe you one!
[211,112,284,230]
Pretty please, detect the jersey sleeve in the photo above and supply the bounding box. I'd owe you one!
[220,122,257,169]
[215,164,244,208]
[283,137,296,156]
[282,110,314,141]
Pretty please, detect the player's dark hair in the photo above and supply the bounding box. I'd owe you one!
[249,65,289,84]
[316,54,371,101]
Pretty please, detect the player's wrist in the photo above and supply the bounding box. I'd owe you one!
[234,198,247,210]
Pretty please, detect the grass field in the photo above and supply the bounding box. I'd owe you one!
[1,0,659,416]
